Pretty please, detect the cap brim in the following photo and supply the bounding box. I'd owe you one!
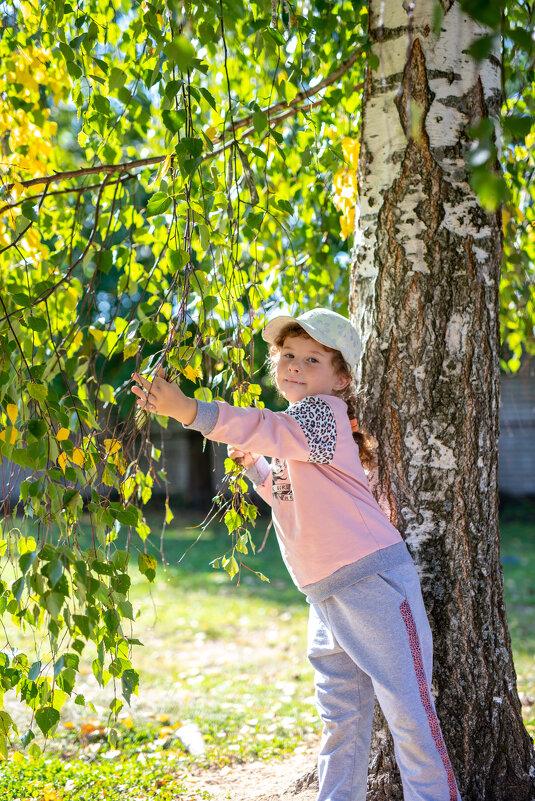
[262,315,302,344]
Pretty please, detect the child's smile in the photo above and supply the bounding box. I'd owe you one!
[276,335,349,403]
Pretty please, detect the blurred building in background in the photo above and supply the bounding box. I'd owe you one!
[497,356,535,498]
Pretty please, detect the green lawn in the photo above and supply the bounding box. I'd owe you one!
[0,506,533,800]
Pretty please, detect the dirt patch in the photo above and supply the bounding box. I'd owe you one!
[185,740,320,801]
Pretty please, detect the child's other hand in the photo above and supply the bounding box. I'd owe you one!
[131,368,197,424]
[227,445,261,470]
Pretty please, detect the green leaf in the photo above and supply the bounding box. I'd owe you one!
[121,668,139,705]
[139,320,166,343]
[138,553,157,582]
[199,87,217,110]
[20,200,38,222]
[224,509,242,534]
[368,52,379,71]
[503,115,533,140]
[35,707,60,736]
[12,293,31,307]
[21,728,35,747]
[58,41,75,62]
[109,699,124,716]
[253,109,268,133]
[459,0,505,28]
[277,199,294,215]
[45,592,64,619]
[27,661,41,681]
[109,67,126,91]
[111,550,129,571]
[66,60,82,79]
[466,33,497,62]
[27,419,47,439]
[26,316,48,333]
[104,608,120,635]
[198,223,210,250]
[53,655,65,679]
[117,505,140,526]
[194,387,213,402]
[179,137,203,158]
[168,247,189,270]
[27,383,48,403]
[222,554,239,579]
[146,192,172,217]
[48,559,63,587]
[163,35,196,71]
[162,109,186,134]
[92,94,111,116]
[73,615,90,638]
[164,79,183,100]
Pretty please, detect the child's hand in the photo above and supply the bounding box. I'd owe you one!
[227,445,261,470]
[131,368,197,424]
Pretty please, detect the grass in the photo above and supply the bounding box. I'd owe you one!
[0,503,533,800]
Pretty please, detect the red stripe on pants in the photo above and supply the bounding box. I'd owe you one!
[399,599,458,801]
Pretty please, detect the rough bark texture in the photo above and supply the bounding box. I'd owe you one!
[348,1,535,799]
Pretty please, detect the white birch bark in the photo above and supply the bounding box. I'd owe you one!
[349,1,535,798]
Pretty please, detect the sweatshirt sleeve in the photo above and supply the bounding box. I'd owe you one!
[185,395,337,464]
[244,456,272,506]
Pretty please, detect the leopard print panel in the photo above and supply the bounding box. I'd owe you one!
[283,396,337,464]
[400,599,458,801]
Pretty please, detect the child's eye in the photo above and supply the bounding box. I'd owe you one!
[283,353,294,359]
[308,357,318,363]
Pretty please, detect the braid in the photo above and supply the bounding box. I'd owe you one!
[266,323,377,471]
[333,371,377,471]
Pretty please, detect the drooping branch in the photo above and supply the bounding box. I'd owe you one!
[0,48,361,204]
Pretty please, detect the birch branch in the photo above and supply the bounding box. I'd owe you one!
[1,48,361,201]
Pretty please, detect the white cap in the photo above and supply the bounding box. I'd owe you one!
[262,308,361,367]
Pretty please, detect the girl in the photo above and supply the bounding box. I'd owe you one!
[131,308,461,801]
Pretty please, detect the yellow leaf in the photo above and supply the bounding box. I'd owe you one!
[11,751,24,764]
[11,182,24,200]
[56,428,70,441]
[71,448,85,466]
[160,153,172,178]
[104,438,121,456]
[0,428,18,445]
[6,404,18,424]
[182,364,202,382]
[165,501,174,524]
[58,452,68,473]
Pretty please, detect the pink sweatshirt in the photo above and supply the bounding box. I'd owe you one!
[186,394,407,592]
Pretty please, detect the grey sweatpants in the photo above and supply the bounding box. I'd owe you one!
[307,561,461,801]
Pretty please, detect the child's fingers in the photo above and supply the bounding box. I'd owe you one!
[131,381,155,411]
[132,372,151,390]
[157,367,167,380]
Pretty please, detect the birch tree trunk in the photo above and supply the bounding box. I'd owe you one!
[349,1,535,798]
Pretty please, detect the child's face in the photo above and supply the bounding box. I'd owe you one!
[275,334,350,403]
